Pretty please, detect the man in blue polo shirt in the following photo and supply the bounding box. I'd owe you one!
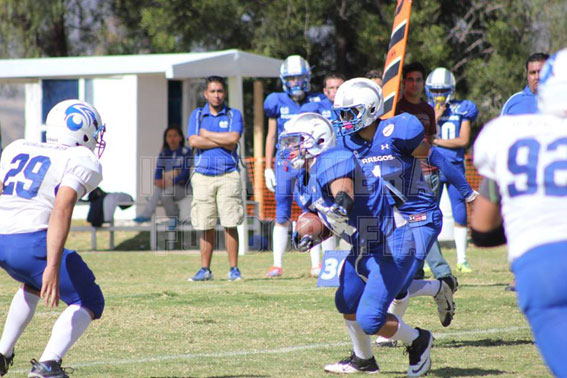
[501,53,549,115]
[186,76,245,282]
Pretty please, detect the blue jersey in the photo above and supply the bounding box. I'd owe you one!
[186,104,243,176]
[264,91,326,144]
[154,146,192,185]
[294,147,394,255]
[501,85,538,115]
[299,97,337,122]
[436,99,478,163]
[337,113,437,215]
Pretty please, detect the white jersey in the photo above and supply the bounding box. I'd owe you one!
[474,114,567,262]
[0,139,102,234]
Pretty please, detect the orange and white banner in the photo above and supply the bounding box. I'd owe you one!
[381,0,413,119]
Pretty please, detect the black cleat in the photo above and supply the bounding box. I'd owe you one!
[406,328,433,377]
[324,351,380,374]
[439,275,458,293]
[29,359,73,378]
[0,351,14,376]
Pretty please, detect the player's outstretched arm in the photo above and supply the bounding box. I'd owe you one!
[43,186,78,308]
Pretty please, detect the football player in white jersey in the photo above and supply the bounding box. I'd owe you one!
[472,49,567,378]
[0,100,106,378]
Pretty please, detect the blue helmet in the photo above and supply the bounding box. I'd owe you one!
[425,67,456,108]
[280,55,311,99]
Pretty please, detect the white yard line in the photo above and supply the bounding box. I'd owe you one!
[12,325,530,373]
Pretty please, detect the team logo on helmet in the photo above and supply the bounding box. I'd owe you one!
[65,104,97,132]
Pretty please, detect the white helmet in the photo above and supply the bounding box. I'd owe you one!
[278,112,336,169]
[280,55,311,99]
[46,99,106,157]
[425,67,456,108]
[537,49,567,117]
[333,78,384,136]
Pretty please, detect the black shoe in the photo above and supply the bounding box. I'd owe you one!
[29,359,73,378]
[406,328,433,377]
[0,351,14,376]
[324,351,380,374]
[504,284,516,292]
[439,275,459,293]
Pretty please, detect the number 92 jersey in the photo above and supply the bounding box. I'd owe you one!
[473,114,567,262]
[0,139,102,234]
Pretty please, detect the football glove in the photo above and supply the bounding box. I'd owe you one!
[291,221,314,252]
[264,168,276,193]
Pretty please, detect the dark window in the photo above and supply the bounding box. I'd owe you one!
[168,80,182,128]
[42,80,79,123]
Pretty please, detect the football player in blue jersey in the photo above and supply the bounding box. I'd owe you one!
[264,55,327,278]
[333,78,478,339]
[472,49,567,378]
[426,68,478,273]
[0,100,106,377]
[279,112,433,376]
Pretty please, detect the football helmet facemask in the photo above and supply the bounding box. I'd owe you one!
[425,67,456,109]
[280,55,311,100]
[333,78,384,136]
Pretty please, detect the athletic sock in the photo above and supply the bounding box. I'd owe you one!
[272,224,288,268]
[408,279,442,297]
[390,314,419,344]
[388,291,409,318]
[309,244,321,269]
[345,319,373,359]
[0,288,39,357]
[40,305,92,362]
[454,226,468,264]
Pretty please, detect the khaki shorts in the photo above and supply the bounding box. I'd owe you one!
[190,171,244,230]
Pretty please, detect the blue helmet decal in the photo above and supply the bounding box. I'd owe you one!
[64,104,97,131]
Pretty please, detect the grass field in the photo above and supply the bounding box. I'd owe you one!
[0,233,551,377]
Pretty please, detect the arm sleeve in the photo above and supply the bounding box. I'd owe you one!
[154,151,165,180]
[394,114,426,154]
[186,109,201,138]
[264,93,280,118]
[473,119,499,180]
[62,148,103,196]
[458,100,478,121]
[429,147,474,198]
[229,109,244,135]
[316,149,356,189]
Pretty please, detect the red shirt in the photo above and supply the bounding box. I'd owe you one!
[396,97,437,173]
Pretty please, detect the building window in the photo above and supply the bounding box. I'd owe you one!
[42,80,79,123]
[168,80,182,129]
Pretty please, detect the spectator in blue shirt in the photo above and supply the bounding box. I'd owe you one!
[186,76,245,282]
[134,126,191,223]
[501,53,549,115]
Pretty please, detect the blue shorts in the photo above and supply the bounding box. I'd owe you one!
[0,231,105,319]
[439,162,468,225]
[512,241,567,378]
[335,224,416,335]
[274,153,301,224]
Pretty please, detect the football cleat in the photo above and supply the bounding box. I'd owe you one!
[0,351,14,376]
[406,328,433,377]
[228,267,243,281]
[434,279,456,327]
[188,267,213,282]
[374,336,398,347]
[456,261,473,273]
[265,266,282,278]
[28,359,73,378]
[439,275,459,294]
[324,351,379,374]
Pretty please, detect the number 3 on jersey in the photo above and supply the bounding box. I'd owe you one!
[507,137,567,197]
[3,154,51,199]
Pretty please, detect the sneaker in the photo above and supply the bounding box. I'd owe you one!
[434,279,456,327]
[406,328,433,377]
[456,261,473,273]
[374,336,398,347]
[133,216,151,223]
[439,275,459,294]
[311,264,322,278]
[228,267,242,281]
[0,351,14,376]
[423,262,432,276]
[504,284,516,292]
[324,351,379,374]
[265,266,282,278]
[28,359,73,378]
[188,267,213,281]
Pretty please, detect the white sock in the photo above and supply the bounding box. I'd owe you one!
[272,224,288,268]
[454,226,468,264]
[388,291,410,318]
[390,314,419,344]
[40,305,92,362]
[345,319,373,359]
[309,244,321,268]
[322,236,337,251]
[408,280,441,297]
[0,288,39,357]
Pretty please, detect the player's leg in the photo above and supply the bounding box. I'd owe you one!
[513,241,567,378]
[447,177,471,272]
[308,237,336,278]
[217,171,245,281]
[189,173,218,281]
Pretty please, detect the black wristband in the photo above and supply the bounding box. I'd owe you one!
[471,225,507,247]
[335,191,354,213]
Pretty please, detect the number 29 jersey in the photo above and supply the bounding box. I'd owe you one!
[0,139,102,234]
[473,114,567,262]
